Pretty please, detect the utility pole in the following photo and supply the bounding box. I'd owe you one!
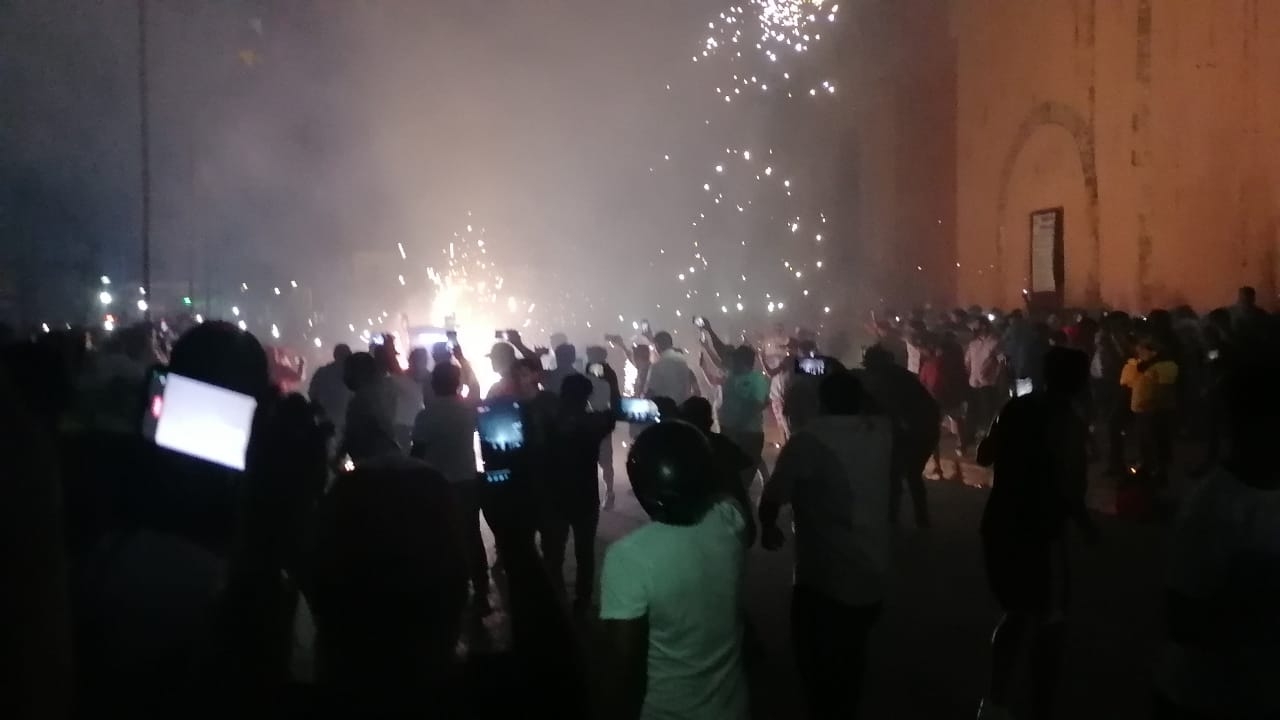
[138,0,152,318]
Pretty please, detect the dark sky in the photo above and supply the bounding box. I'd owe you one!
[1,0,855,343]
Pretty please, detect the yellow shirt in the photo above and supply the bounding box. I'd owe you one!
[1120,358,1179,413]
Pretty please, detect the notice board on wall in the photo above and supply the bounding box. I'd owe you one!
[1029,207,1064,308]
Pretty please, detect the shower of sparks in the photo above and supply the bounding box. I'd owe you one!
[649,0,843,329]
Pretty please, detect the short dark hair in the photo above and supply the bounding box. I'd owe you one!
[1043,347,1089,396]
[430,362,461,397]
[679,396,714,431]
[653,331,674,351]
[560,373,593,404]
[333,343,352,361]
[819,371,863,415]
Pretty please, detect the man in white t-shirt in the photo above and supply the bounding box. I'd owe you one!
[597,422,748,719]
[760,370,893,720]
[644,331,700,406]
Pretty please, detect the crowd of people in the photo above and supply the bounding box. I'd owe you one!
[2,284,1278,719]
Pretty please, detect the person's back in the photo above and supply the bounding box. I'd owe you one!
[306,458,467,712]
[979,392,1087,541]
[764,389,894,606]
[411,391,477,485]
[601,500,747,718]
[309,345,352,429]
[645,332,698,405]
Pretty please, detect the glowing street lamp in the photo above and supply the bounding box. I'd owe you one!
[99,291,113,306]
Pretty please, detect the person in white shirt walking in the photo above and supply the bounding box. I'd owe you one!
[964,317,1005,449]
[644,331,700,406]
[759,370,894,720]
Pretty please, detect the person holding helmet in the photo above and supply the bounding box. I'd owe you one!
[596,421,749,720]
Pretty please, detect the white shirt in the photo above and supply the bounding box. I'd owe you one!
[387,373,424,427]
[965,335,1002,388]
[645,349,699,405]
[1156,468,1280,716]
[600,501,749,720]
[763,414,894,606]
[411,396,478,484]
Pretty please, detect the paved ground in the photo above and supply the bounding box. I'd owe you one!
[465,426,1174,719]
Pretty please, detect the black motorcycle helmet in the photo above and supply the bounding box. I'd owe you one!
[626,421,717,526]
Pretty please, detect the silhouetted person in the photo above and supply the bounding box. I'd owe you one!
[597,422,749,719]
[861,345,939,528]
[759,371,893,719]
[339,351,399,466]
[309,343,352,434]
[411,360,489,612]
[680,396,757,547]
[1231,285,1269,339]
[976,347,1097,720]
[1155,321,1280,719]
[305,458,468,715]
[542,374,616,613]
[965,317,1004,449]
[544,342,580,397]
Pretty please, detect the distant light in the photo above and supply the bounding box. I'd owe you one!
[273,287,281,295]
[313,337,323,348]
[270,324,280,339]
[241,282,248,291]
[232,306,240,316]
[348,323,356,332]
[181,296,192,306]
[735,302,744,311]
[703,183,711,191]
[778,302,785,309]
[816,261,823,268]
[40,322,50,333]
[397,242,406,260]
[100,275,111,285]
[398,274,406,286]
[823,306,831,314]
[98,291,113,305]
[103,317,116,332]
[136,299,148,312]
[138,286,146,296]
[237,320,247,331]
[715,164,724,173]
[290,280,298,288]
[194,314,204,323]
[783,180,791,188]
[721,306,728,313]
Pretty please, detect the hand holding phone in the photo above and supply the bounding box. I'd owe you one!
[476,399,525,483]
[796,357,826,377]
[693,316,707,329]
[618,397,661,425]
[588,362,605,378]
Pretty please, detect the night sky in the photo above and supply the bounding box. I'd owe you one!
[1,1,855,346]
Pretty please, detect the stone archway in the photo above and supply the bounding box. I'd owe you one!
[994,101,1100,306]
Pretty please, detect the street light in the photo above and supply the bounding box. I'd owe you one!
[137,299,148,312]
[101,275,112,286]
[99,291,114,306]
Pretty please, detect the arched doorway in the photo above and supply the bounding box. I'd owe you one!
[994,102,1100,309]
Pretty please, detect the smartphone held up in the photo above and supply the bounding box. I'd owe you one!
[142,369,258,471]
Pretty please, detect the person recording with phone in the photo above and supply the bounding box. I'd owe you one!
[543,373,618,613]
